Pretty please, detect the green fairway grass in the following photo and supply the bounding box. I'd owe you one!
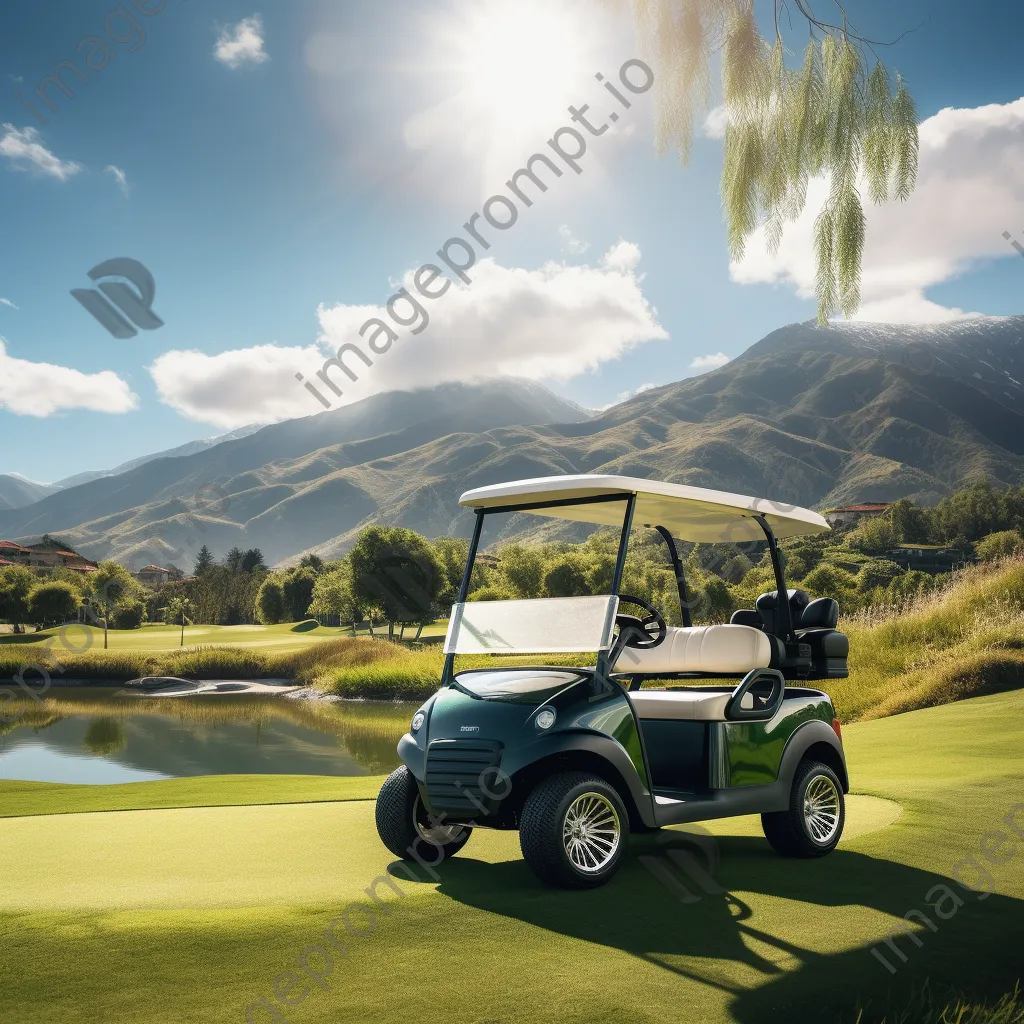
[1,691,1021,1023]
[0,774,386,818]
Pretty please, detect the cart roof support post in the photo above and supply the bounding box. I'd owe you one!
[754,514,794,641]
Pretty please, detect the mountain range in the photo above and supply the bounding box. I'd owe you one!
[2,315,1022,567]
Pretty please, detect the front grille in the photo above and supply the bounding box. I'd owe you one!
[425,739,504,817]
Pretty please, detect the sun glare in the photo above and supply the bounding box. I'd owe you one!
[454,1,593,135]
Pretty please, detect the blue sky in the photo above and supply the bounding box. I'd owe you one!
[1,0,1023,482]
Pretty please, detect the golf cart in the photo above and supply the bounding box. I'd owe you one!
[375,475,850,889]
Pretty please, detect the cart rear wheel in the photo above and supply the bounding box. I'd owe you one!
[761,759,845,857]
[519,772,629,889]
[375,766,472,862]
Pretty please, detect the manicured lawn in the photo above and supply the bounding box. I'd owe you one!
[1,692,1022,1022]
[0,774,386,818]
[0,620,447,656]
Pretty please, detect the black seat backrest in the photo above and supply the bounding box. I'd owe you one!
[755,589,810,636]
[730,609,763,629]
[799,597,839,630]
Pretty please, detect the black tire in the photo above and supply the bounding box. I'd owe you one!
[761,759,845,858]
[375,766,472,862]
[519,771,629,889]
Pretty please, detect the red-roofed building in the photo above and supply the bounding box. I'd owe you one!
[135,565,172,588]
[0,541,31,562]
[822,502,893,528]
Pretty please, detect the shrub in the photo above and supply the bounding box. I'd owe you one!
[802,563,858,596]
[856,559,905,591]
[467,585,517,602]
[113,601,145,630]
[975,530,1024,561]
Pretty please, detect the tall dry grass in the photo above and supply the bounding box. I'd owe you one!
[833,557,1024,720]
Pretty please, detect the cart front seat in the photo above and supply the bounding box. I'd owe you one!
[612,624,772,676]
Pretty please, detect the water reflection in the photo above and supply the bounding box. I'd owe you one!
[0,689,414,784]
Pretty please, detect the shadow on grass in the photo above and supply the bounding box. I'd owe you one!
[393,835,1024,1023]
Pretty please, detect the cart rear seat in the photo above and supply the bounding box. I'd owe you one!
[613,624,772,676]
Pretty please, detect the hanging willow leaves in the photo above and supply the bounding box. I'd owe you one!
[616,0,919,322]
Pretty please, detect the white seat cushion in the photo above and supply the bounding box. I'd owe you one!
[629,689,733,721]
[612,624,772,675]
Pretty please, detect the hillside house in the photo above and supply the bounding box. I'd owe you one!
[822,502,893,528]
[135,565,172,588]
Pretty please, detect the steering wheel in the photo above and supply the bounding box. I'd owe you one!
[614,594,667,650]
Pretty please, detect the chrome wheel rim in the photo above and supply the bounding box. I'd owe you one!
[413,797,466,847]
[563,793,621,873]
[803,775,841,844]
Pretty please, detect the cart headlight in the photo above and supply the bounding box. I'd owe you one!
[535,708,556,730]
[411,711,425,732]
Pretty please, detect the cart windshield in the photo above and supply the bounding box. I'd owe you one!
[444,595,619,655]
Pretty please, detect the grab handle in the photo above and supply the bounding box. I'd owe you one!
[725,668,785,722]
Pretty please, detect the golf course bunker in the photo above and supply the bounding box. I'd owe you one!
[670,794,902,843]
[117,678,301,697]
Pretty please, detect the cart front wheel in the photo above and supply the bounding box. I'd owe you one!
[761,759,845,857]
[519,772,629,889]
[375,766,472,862]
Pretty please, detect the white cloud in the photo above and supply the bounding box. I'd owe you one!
[148,242,667,428]
[601,239,642,274]
[0,124,80,180]
[598,382,656,411]
[149,344,325,429]
[0,298,17,310]
[690,352,731,370]
[105,164,130,195]
[703,105,729,140]
[214,15,269,69]
[559,224,590,255]
[729,96,1024,322]
[0,339,137,417]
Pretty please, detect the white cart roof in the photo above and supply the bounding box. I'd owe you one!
[459,474,830,542]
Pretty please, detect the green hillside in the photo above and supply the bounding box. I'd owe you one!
[2,318,1023,567]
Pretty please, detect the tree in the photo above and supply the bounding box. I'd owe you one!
[497,544,545,599]
[431,537,472,606]
[0,565,35,633]
[27,581,80,628]
[90,561,143,649]
[224,547,246,573]
[241,548,267,574]
[193,545,214,576]
[889,498,930,544]
[299,553,324,572]
[622,0,918,320]
[256,576,288,625]
[309,565,362,628]
[350,526,445,635]
[846,515,896,555]
[542,553,592,598]
[282,567,318,622]
[165,596,193,645]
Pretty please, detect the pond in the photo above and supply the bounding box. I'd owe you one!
[0,688,414,784]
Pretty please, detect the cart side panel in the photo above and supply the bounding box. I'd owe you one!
[721,695,833,788]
